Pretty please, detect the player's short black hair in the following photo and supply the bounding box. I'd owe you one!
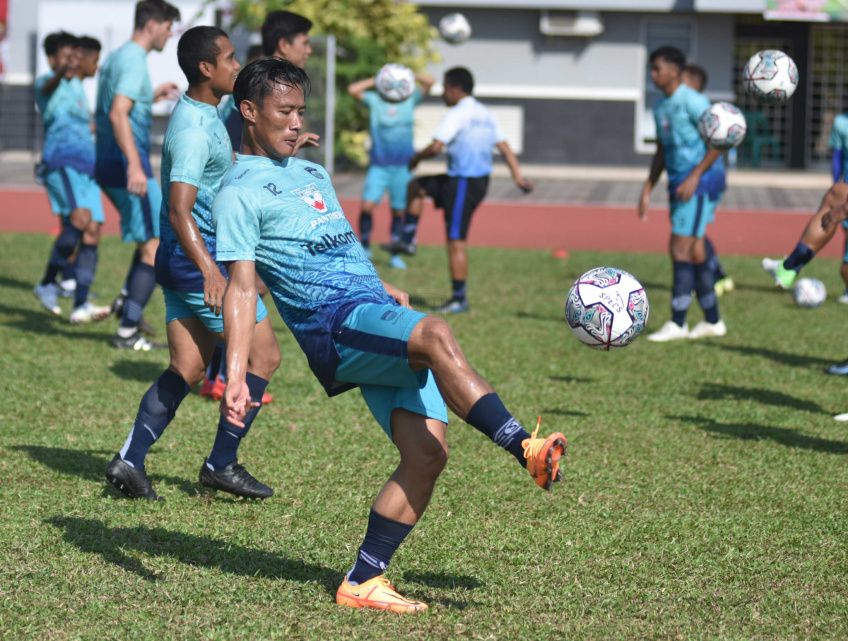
[682,63,708,90]
[43,31,77,56]
[444,67,474,94]
[134,0,181,31]
[650,46,686,70]
[261,10,312,56]
[177,26,228,85]
[77,36,102,53]
[233,57,310,117]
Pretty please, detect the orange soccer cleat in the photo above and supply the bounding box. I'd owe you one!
[522,416,567,491]
[336,575,427,613]
[199,376,226,401]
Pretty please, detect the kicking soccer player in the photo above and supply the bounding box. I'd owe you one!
[348,69,434,269]
[398,67,532,313]
[95,0,180,350]
[681,63,734,297]
[105,26,280,501]
[214,58,566,612]
[33,31,111,323]
[639,47,726,342]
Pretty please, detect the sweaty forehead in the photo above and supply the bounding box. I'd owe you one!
[266,82,305,107]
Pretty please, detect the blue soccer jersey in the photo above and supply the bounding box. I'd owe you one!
[829,113,848,182]
[654,84,723,200]
[213,154,392,392]
[433,95,505,178]
[94,41,154,187]
[155,94,233,292]
[35,74,96,176]
[362,88,422,166]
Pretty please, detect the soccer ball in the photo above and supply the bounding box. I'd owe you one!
[698,102,747,150]
[743,49,799,104]
[565,267,650,350]
[375,63,416,102]
[439,13,472,44]
[793,278,826,308]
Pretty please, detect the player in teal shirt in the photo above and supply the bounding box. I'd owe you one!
[639,46,725,342]
[94,0,180,350]
[105,27,281,501]
[214,58,567,613]
[347,70,433,268]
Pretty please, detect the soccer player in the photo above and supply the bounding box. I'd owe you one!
[398,67,532,313]
[261,10,312,66]
[105,26,280,501]
[33,31,111,323]
[95,0,180,350]
[213,58,567,612]
[348,69,434,269]
[638,47,726,342]
[681,63,734,297]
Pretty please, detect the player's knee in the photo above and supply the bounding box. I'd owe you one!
[417,317,458,360]
[250,342,281,377]
[70,208,92,229]
[83,220,100,244]
[170,363,205,387]
[415,437,449,477]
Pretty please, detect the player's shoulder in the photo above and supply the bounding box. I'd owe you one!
[290,157,331,182]
[836,113,848,129]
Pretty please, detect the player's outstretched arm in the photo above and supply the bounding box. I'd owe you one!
[409,140,444,170]
[495,141,533,193]
[639,146,665,220]
[416,73,435,96]
[347,77,376,101]
[675,147,721,202]
[222,260,259,427]
[153,82,179,103]
[109,95,147,196]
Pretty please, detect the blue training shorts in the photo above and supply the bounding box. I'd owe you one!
[670,194,719,239]
[44,167,105,223]
[102,179,162,242]
[362,165,412,211]
[163,287,268,334]
[333,302,448,438]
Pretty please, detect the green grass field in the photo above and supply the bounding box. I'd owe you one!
[1,232,846,640]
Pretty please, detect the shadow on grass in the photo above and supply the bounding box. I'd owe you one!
[0,301,113,342]
[514,310,562,323]
[46,516,341,591]
[110,359,167,383]
[0,274,36,292]
[706,343,833,368]
[402,571,483,590]
[541,408,589,418]
[548,375,594,384]
[670,414,848,454]
[696,383,824,414]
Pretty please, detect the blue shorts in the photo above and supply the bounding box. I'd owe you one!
[362,165,412,211]
[670,194,718,239]
[102,179,162,242]
[44,167,105,223]
[163,287,268,334]
[333,302,448,438]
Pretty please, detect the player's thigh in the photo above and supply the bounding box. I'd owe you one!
[67,168,104,225]
[103,180,161,243]
[442,176,488,241]
[43,168,77,217]
[387,166,412,211]
[166,316,217,384]
[670,195,711,240]
[362,165,389,205]
[359,371,448,440]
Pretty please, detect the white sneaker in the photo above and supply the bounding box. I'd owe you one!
[647,321,689,342]
[833,412,848,422]
[689,319,727,340]
[838,292,848,305]
[69,302,111,324]
[761,257,780,276]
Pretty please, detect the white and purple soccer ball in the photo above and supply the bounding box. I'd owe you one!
[439,13,472,44]
[698,102,747,150]
[565,267,649,350]
[743,49,799,105]
[793,278,826,308]
[375,63,416,103]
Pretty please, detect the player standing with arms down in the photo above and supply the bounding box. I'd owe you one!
[213,58,566,612]
[639,47,726,342]
[106,27,281,501]
[95,0,180,350]
[398,67,532,313]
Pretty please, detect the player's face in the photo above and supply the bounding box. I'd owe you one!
[250,83,306,160]
[650,58,680,94]
[278,33,312,69]
[442,83,460,106]
[79,50,100,78]
[150,20,174,52]
[56,45,80,76]
[681,71,703,92]
[208,36,240,96]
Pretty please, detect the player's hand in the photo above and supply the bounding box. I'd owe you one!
[638,186,651,221]
[126,163,148,197]
[408,156,420,171]
[383,281,411,308]
[515,176,534,194]
[221,379,259,428]
[154,82,180,103]
[675,174,699,202]
[293,132,320,154]
[203,269,228,316]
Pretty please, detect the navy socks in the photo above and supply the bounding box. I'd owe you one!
[465,393,530,466]
[694,261,720,324]
[703,236,726,281]
[783,242,815,272]
[42,222,83,285]
[206,372,268,470]
[74,243,98,308]
[119,369,191,469]
[671,261,695,327]
[359,211,373,248]
[120,263,156,329]
[348,509,414,585]
[451,279,467,302]
[390,215,403,243]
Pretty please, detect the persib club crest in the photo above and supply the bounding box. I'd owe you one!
[292,183,327,212]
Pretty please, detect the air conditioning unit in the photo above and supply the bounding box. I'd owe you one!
[540,10,604,38]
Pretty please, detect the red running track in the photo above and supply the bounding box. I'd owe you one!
[0,187,836,258]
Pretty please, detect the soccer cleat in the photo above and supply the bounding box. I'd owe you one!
[688,319,727,340]
[380,240,417,256]
[112,330,165,351]
[199,461,274,499]
[59,278,77,297]
[837,291,848,305]
[435,298,469,314]
[105,454,161,500]
[714,277,735,296]
[262,391,273,404]
[762,257,797,289]
[833,412,848,422]
[69,302,111,324]
[647,320,689,342]
[521,417,567,491]
[336,575,427,613]
[826,359,848,376]
[388,255,407,270]
[199,376,226,401]
[34,283,61,316]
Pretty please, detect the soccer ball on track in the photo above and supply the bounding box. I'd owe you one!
[375,63,416,103]
[698,102,747,150]
[439,13,472,44]
[793,278,826,308]
[743,49,799,104]
[565,267,649,350]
